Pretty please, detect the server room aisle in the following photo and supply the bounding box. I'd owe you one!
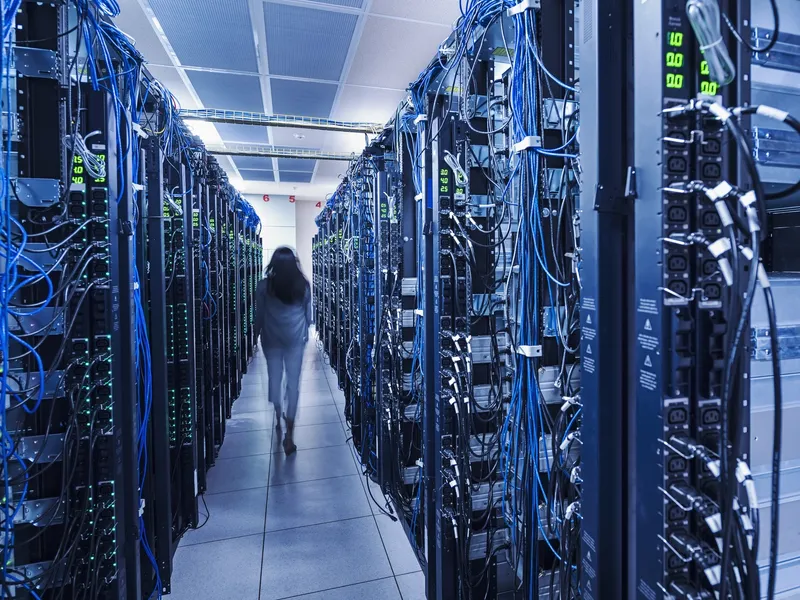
[166,340,426,600]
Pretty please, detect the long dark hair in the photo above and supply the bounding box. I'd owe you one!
[267,246,308,305]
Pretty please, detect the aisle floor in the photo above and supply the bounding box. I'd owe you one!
[167,342,426,600]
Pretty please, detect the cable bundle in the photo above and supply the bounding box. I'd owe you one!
[686,0,736,86]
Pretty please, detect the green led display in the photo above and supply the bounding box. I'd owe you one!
[665,52,684,68]
[668,31,684,47]
[666,73,684,89]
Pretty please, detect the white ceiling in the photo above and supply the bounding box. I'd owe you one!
[117,0,462,199]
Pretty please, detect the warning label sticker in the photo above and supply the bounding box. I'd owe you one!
[638,298,659,316]
[637,333,658,351]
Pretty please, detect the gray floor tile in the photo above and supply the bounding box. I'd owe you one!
[169,534,263,600]
[232,394,271,414]
[266,474,370,532]
[206,454,270,494]
[375,515,424,575]
[396,572,425,600]
[227,410,273,433]
[270,445,358,486]
[298,378,331,393]
[218,429,273,459]
[281,578,401,599]
[260,517,392,599]
[271,422,346,453]
[182,487,267,546]
[300,370,327,381]
[296,391,334,408]
[295,404,341,426]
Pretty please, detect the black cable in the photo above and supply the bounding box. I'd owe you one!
[763,284,782,600]
[722,0,779,54]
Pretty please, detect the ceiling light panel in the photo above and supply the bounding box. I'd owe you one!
[279,171,315,184]
[239,169,276,182]
[234,156,276,171]
[277,157,318,173]
[270,79,338,118]
[186,71,264,112]
[264,2,358,81]
[149,0,259,71]
[216,123,269,144]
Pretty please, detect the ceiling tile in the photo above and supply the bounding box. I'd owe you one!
[346,15,450,89]
[278,158,317,173]
[313,160,350,184]
[186,71,264,112]
[148,0,258,71]
[280,171,315,184]
[264,3,358,81]
[270,79,338,118]
[234,156,275,171]
[240,169,276,181]
[331,85,406,123]
[217,123,269,144]
[322,131,368,154]
[369,0,460,25]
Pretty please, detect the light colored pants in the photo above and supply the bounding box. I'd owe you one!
[263,345,305,422]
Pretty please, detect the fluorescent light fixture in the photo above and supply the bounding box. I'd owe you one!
[185,120,224,148]
[151,16,165,35]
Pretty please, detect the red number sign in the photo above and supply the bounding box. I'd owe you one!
[263,194,270,202]
[289,195,296,203]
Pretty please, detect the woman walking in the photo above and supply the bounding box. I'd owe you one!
[254,246,312,455]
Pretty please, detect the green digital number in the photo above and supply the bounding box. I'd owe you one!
[666,73,684,89]
[701,80,718,95]
[700,60,710,76]
[668,31,683,47]
[665,52,684,68]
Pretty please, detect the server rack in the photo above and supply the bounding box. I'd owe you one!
[0,4,263,597]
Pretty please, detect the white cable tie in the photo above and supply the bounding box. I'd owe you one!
[512,136,542,153]
[517,345,542,358]
[708,238,731,258]
[507,0,540,16]
[451,356,461,363]
[449,396,459,414]
[413,115,427,125]
[559,433,574,452]
[739,190,757,208]
[718,258,734,286]
[414,309,424,316]
[746,206,761,233]
[132,183,145,192]
[735,460,751,482]
[714,200,734,227]
[705,181,733,201]
[757,264,771,289]
[415,193,423,202]
[708,102,732,122]
[705,512,722,534]
[756,105,790,123]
